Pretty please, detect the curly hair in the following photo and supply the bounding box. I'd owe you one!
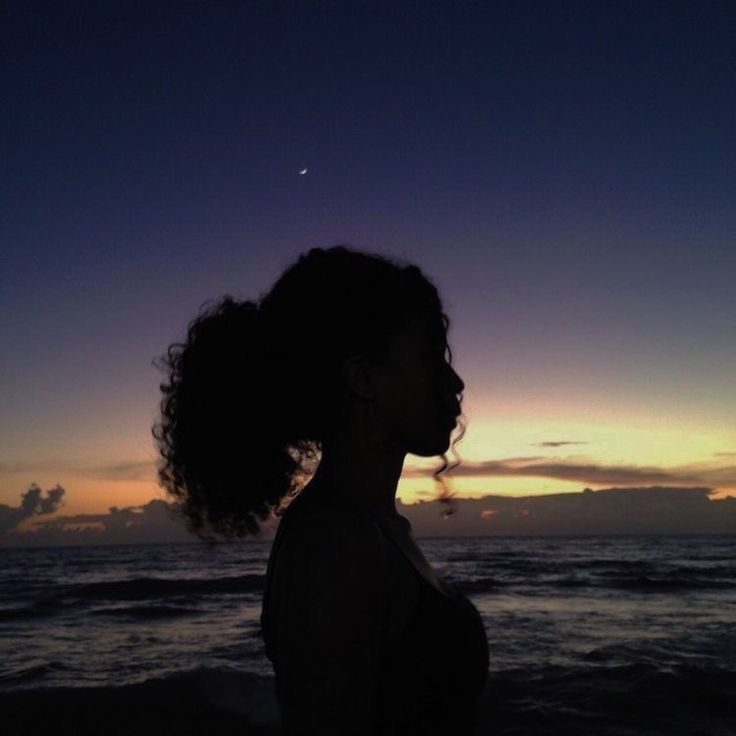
[152,245,466,542]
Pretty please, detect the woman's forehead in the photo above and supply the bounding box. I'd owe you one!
[389,313,445,354]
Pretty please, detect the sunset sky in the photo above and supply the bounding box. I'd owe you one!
[2,1,734,530]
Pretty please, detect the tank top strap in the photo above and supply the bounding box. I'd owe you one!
[369,515,400,648]
[372,514,453,598]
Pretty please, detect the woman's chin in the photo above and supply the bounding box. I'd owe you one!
[410,429,454,457]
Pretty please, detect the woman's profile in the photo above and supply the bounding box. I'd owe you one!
[153,246,489,735]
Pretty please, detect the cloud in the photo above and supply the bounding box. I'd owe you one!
[407,456,736,490]
[532,441,588,448]
[7,479,736,547]
[0,461,56,475]
[401,486,736,537]
[0,459,155,482]
[0,484,65,535]
[4,498,196,546]
[81,461,154,482]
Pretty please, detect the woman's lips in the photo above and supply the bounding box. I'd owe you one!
[440,404,461,427]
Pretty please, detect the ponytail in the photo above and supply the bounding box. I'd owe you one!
[152,296,316,541]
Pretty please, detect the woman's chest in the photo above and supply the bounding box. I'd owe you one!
[379,529,452,641]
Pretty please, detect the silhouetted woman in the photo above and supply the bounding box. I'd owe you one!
[153,246,489,735]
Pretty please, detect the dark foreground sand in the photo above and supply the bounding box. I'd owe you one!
[5,695,275,736]
[5,664,736,735]
[3,670,279,736]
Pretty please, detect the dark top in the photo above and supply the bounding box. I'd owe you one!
[260,493,489,735]
[374,526,489,735]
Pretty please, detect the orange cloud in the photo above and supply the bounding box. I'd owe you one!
[405,456,736,492]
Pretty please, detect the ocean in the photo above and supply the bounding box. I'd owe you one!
[2,535,735,735]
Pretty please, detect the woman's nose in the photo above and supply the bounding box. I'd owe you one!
[446,363,465,395]
[454,365,465,393]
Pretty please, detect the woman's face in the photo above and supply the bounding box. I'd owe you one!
[374,314,465,457]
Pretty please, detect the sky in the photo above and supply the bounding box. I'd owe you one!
[2,1,735,540]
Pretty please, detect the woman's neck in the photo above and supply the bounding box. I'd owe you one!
[302,439,406,519]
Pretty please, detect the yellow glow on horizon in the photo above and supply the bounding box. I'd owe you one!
[397,474,589,504]
[408,413,736,469]
[2,408,733,518]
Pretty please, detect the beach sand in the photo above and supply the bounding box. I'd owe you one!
[3,670,279,736]
[5,664,735,735]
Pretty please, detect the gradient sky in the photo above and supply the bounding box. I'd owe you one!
[2,1,735,522]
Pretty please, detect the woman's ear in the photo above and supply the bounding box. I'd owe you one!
[342,355,377,401]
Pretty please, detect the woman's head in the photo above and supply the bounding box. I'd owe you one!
[152,245,465,540]
[362,309,465,458]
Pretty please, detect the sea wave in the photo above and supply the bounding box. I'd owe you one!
[454,573,736,595]
[88,604,207,620]
[479,661,736,735]
[3,662,735,736]
[0,574,264,621]
[63,573,265,600]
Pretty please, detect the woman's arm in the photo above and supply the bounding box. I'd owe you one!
[274,518,388,736]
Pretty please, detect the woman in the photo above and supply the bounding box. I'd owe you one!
[153,246,489,735]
